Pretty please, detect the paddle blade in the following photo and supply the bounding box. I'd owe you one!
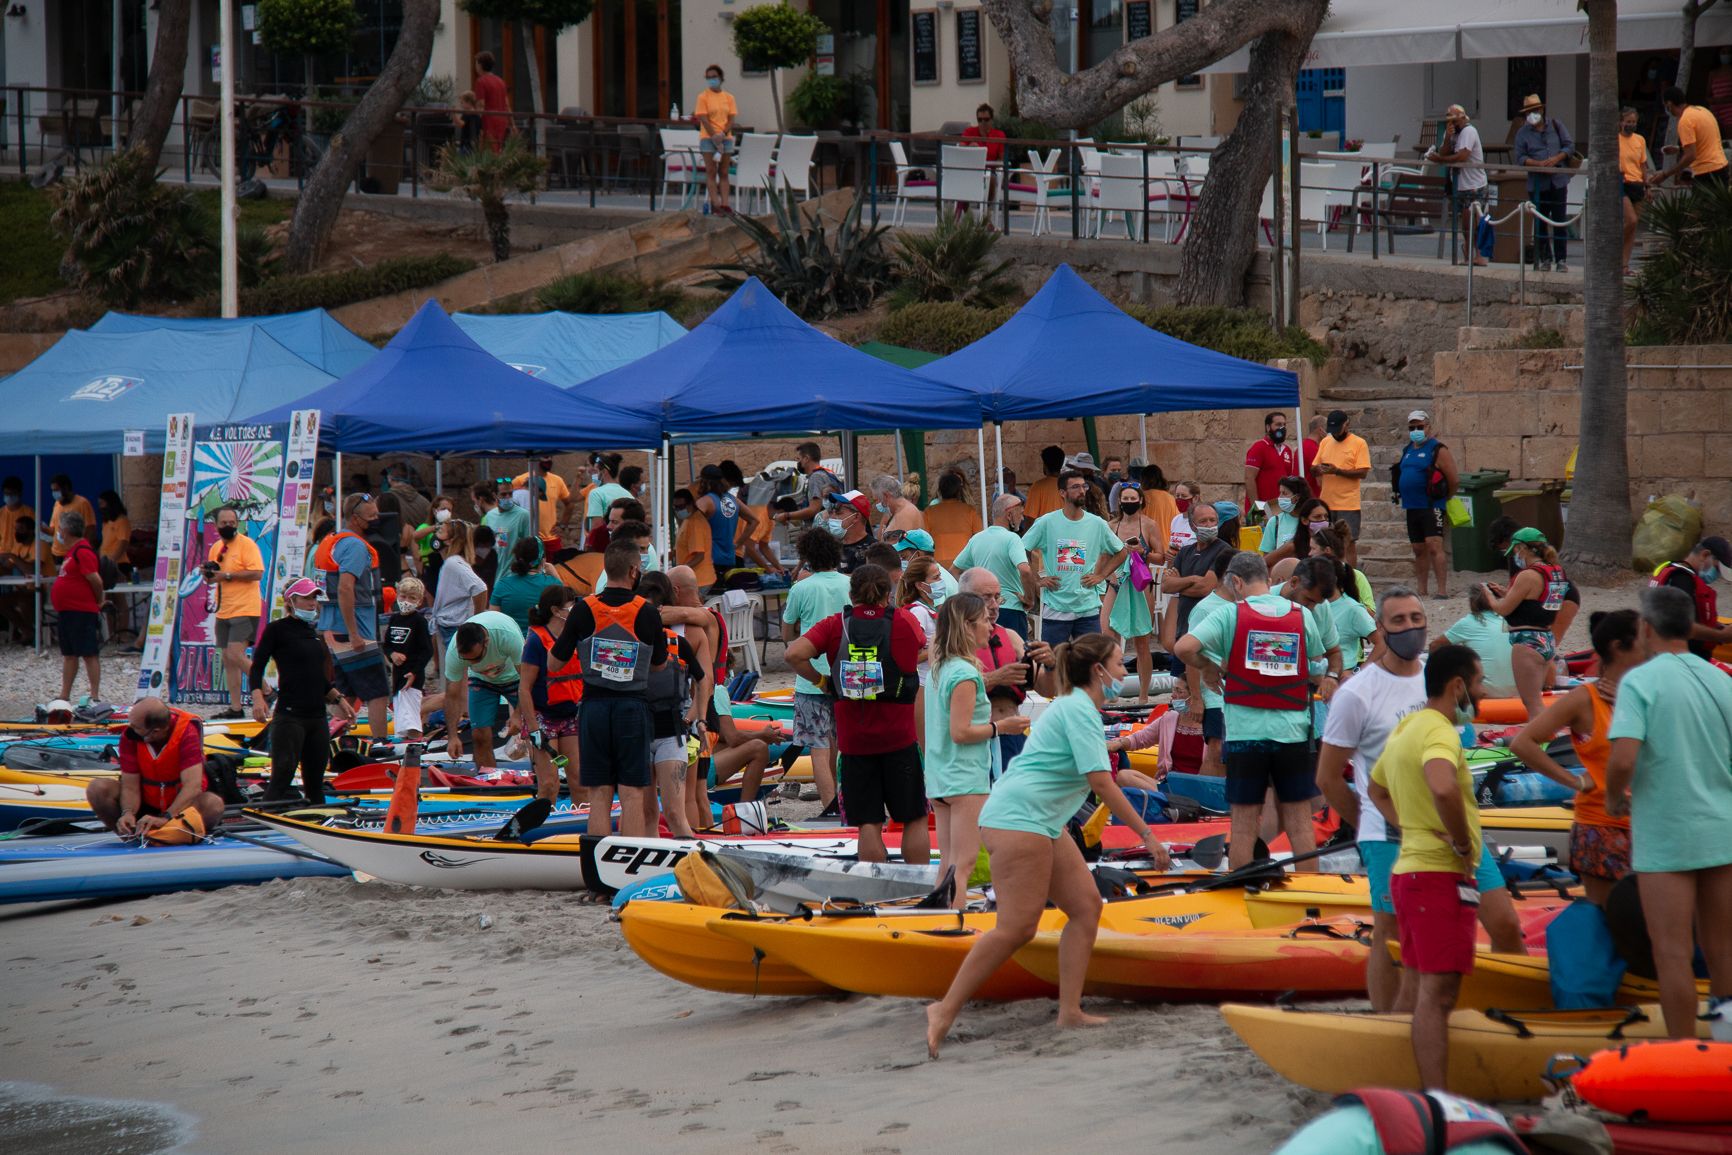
[382,763,420,835]
[1186,833,1227,871]
[494,797,553,842]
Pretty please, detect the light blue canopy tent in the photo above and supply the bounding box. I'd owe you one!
[0,327,336,455]
[89,307,377,377]
[451,310,686,387]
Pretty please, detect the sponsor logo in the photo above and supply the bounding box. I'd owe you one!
[69,375,144,402]
[418,850,485,869]
[599,842,689,877]
[508,362,548,378]
[1138,912,1207,929]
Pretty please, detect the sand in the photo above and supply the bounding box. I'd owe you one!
[0,876,1326,1154]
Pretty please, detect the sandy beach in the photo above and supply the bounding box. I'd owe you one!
[1,875,1328,1154]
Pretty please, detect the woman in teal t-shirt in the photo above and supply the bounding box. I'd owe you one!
[488,537,562,633]
[921,594,1031,910]
[926,633,1171,1059]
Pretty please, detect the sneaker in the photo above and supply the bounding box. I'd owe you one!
[211,708,245,721]
[799,785,821,802]
[1555,261,1570,273]
[1709,995,1732,1042]
[1536,260,1552,273]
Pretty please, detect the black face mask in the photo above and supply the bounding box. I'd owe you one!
[217,525,237,541]
[1271,428,1288,444]
[364,517,380,532]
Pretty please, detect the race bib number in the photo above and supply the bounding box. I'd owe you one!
[1056,539,1087,574]
[1543,580,1569,613]
[837,658,885,700]
[591,637,643,682]
[1243,630,1301,676]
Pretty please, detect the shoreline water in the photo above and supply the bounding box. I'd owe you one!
[0,1080,200,1154]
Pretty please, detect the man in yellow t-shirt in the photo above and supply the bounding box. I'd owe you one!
[695,64,739,215]
[1657,86,1729,188]
[1368,643,1485,1091]
[511,459,572,538]
[1312,410,1372,545]
[205,507,266,719]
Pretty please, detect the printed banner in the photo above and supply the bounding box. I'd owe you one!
[265,410,321,623]
[134,413,197,702]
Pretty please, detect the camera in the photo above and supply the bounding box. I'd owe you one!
[202,561,220,578]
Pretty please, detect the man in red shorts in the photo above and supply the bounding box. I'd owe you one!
[85,697,225,836]
[1368,644,1487,1089]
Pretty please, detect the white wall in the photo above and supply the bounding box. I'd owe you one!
[684,0,796,130]
[1343,63,1424,146]
[3,1,53,97]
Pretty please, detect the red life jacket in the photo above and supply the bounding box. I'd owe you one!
[1529,561,1571,614]
[1651,561,1718,628]
[529,625,583,706]
[1335,1088,1527,1154]
[123,710,206,812]
[1223,599,1310,712]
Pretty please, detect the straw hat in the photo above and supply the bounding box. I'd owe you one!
[1519,94,1545,115]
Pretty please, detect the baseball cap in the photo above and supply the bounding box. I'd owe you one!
[824,489,871,520]
[1698,536,1732,566]
[1505,526,1549,554]
[1326,409,1349,433]
[282,577,320,599]
[1407,410,1430,423]
[893,528,935,553]
[1212,501,1242,525]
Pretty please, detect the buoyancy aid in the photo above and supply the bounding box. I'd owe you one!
[529,624,583,707]
[831,606,918,703]
[1651,560,1718,627]
[580,595,651,692]
[1530,561,1570,615]
[1333,1089,1527,1154]
[1223,599,1310,711]
[313,531,383,613]
[647,627,692,719]
[125,709,206,812]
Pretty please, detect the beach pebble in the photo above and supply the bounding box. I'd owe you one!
[477,913,493,930]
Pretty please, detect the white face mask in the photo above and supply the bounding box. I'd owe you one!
[1527,112,1544,127]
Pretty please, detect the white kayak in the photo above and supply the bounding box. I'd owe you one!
[712,846,943,914]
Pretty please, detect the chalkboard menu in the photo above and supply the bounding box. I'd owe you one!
[912,10,940,85]
[1126,0,1151,41]
[1507,57,1547,119]
[956,9,983,83]
[1175,0,1200,87]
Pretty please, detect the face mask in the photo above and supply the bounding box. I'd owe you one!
[1332,429,1348,441]
[431,537,446,552]
[218,525,237,541]
[1,495,16,508]
[1527,112,1543,127]
[1120,502,1141,516]
[498,497,515,510]
[589,472,600,485]
[1409,429,1426,444]
[1175,497,1191,514]
[1104,674,1126,699]
[1383,625,1426,661]
[1194,524,1219,543]
[1270,428,1287,444]
[1702,564,1721,584]
[1621,124,1634,136]
[397,602,420,616]
[292,606,318,625]
[1306,520,1329,534]
[874,502,888,515]
[1455,693,1476,727]
[435,508,452,523]
[1512,555,1527,570]
[640,550,653,569]
[50,490,63,503]
[1277,497,1294,514]
[475,546,492,559]
[674,508,691,522]
[706,77,721,90]
[323,500,335,514]
[825,518,846,540]
[1105,471,1122,485]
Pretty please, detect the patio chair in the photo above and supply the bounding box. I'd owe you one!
[939,144,991,218]
[771,133,819,199]
[888,139,936,226]
[730,132,778,214]
[1091,152,1148,239]
[658,126,704,207]
[1008,147,1069,236]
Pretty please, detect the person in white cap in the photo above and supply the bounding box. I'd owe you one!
[1394,411,1459,599]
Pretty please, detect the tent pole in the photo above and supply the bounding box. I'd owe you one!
[1139,414,1148,465]
[994,422,1005,498]
[32,455,41,655]
[1295,401,1304,482]
[334,452,343,522]
[893,430,904,487]
[685,444,694,487]
[975,426,988,523]
[529,455,540,546]
[658,437,672,562]
[434,456,442,497]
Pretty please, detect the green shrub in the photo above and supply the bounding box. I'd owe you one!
[537,272,686,314]
[0,181,66,305]
[236,253,475,313]
[876,301,1017,354]
[51,148,219,305]
[1124,303,1330,366]
[787,71,861,130]
[708,187,893,320]
[731,3,826,72]
[889,211,1017,311]
[1627,180,1732,346]
[1498,327,1568,350]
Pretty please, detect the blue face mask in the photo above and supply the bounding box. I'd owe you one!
[1409,429,1426,444]
[706,77,722,90]
[1277,497,1294,514]
[1703,563,1721,584]
[498,496,515,510]
[874,502,888,514]
[50,489,64,503]
[1105,676,1127,699]
[1,494,16,508]
[292,606,318,625]
[825,517,846,540]
[1455,693,1476,727]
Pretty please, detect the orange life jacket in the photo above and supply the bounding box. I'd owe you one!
[313,531,383,614]
[580,595,651,692]
[530,624,583,706]
[124,710,206,812]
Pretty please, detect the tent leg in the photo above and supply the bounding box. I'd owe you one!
[658,438,672,562]
[434,456,442,497]
[975,426,988,523]
[32,455,41,656]
[685,444,694,487]
[893,430,904,487]
[994,423,1005,499]
[1295,403,1304,479]
[334,452,343,521]
[1139,414,1148,466]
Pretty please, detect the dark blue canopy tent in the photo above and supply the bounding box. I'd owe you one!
[90,308,378,377]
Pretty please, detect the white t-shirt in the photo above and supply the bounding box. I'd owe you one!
[1168,513,1195,553]
[908,602,937,684]
[1451,123,1487,191]
[430,556,488,632]
[1318,661,1427,842]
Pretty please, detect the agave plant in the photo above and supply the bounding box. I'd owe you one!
[1627,179,1732,345]
[424,137,548,262]
[888,210,1017,311]
[50,148,220,305]
[708,185,894,319]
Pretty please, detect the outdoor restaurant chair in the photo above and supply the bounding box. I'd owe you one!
[939,144,992,218]
[658,126,704,207]
[888,139,936,226]
[731,132,778,214]
[771,133,819,199]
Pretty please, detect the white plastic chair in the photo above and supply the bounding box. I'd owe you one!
[1092,152,1148,239]
[771,133,819,198]
[1357,141,1399,160]
[888,140,936,226]
[730,132,778,214]
[658,127,704,208]
[1144,153,1188,242]
[939,144,991,218]
[705,590,761,674]
[1008,148,1069,237]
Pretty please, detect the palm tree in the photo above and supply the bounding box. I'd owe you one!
[1562,0,1631,580]
[425,137,549,262]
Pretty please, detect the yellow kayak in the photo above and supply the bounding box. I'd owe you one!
[616,900,840,997]
[1452,949,1709,1010]
[1222,1002,1704,1101]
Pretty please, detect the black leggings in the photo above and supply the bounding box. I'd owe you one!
[265,712,331,805]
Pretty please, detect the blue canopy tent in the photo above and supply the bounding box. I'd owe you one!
[451,310,686,387]
[90,307,378,377]
[917,264,1302,487]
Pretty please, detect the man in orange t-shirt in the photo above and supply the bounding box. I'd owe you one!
[673,488,716,590]
[1657,85,1729,189]
[694,64,739,214]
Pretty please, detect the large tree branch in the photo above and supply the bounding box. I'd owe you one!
[127,0,193,168]
[981,0,1317,126]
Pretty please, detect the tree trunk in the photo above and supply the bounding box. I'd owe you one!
[304,57,317,165]
[1175,0,1327,307]
[518,20,547,155]
[770,69,785,132]
[1667,0,1717,146]
[1562,0,1632,581]
[281,0,439,274]
[483,197,511,261]
[127,0,192,168]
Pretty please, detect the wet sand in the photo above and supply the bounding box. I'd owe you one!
[1,878,1326,1153]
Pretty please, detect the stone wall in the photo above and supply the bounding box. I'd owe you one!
[1432,344,1732,528]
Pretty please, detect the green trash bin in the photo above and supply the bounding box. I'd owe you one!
[1452,469,1510,572]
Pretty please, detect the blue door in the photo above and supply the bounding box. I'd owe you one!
[1296,68,1345,137]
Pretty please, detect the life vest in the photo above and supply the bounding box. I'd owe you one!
[1223,599,1310,712]
[529,625,583,707]
[1530,561,1571,614]
[1650,560,1718,627]
[125,710,206,812]
[831,606,918,704]
[976,624,1025,704]
[647,627,692,719]
[1333,1088,1527,1154]
[580,595,651,693]
[313,530,383,614]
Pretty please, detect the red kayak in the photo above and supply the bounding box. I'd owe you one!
[1514,1117,1732,1154]
[329,762,538,793]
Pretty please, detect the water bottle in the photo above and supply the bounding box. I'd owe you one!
[670,101,681,121]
